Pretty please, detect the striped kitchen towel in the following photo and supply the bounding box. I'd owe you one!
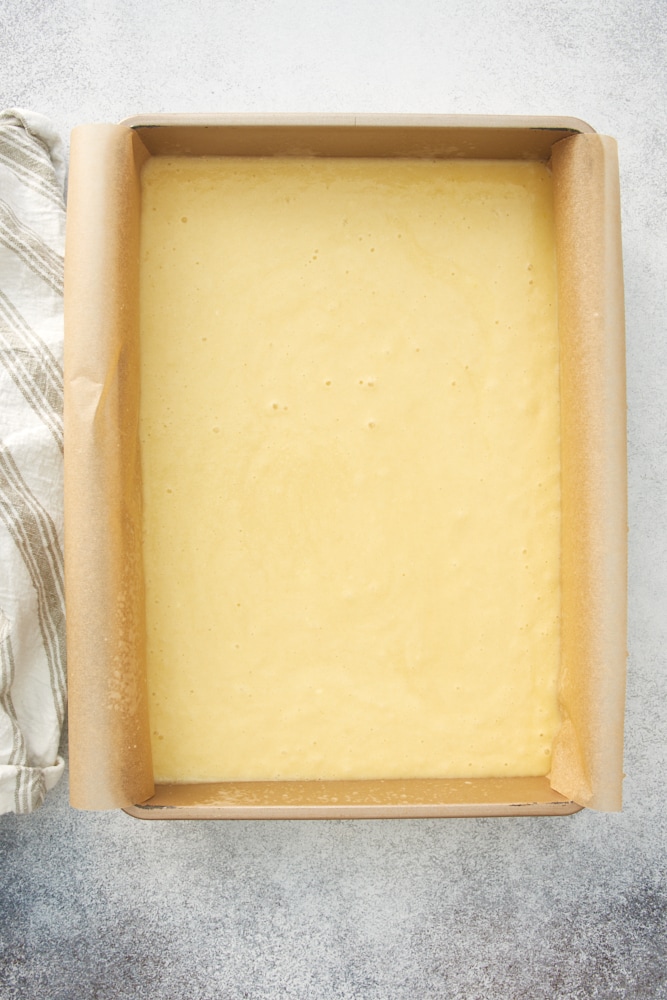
[0,109,66,813]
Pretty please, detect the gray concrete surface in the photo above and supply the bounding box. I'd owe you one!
[0,1,665,996]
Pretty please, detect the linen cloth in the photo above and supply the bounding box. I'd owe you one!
[0,109,66,813]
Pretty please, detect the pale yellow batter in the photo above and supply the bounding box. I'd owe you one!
[139,155,561,783]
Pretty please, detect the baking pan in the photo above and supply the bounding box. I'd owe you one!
[63,115,626,818]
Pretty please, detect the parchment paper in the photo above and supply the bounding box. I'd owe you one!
[63,121,626,813]
[64,124,153,808]
[549,132,627,811]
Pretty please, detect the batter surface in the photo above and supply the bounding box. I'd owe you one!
[139,156,561,782]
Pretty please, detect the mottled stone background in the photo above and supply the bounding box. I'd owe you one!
[0,2,665,997]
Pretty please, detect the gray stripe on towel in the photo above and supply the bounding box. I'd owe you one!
[0,447,66,724]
